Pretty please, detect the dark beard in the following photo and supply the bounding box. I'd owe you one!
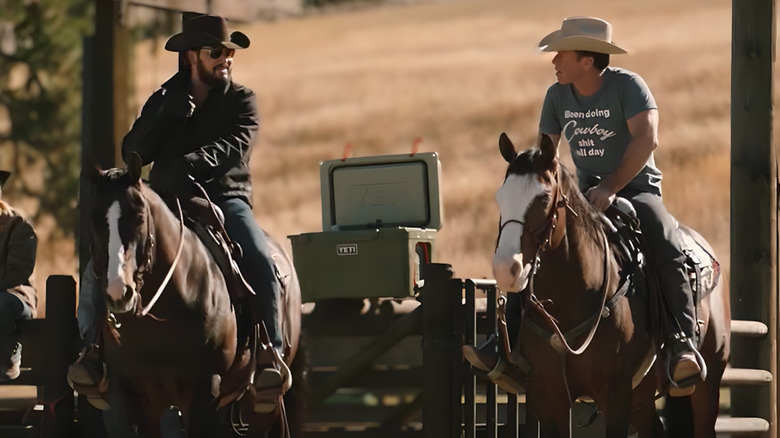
[196,58,230,88]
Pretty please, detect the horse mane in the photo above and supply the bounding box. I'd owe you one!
[554,159,605,239]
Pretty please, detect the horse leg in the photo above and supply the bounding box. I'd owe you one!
[185,386,226,438]
[663,395,693,436]
[628,375,664,438]
[605,382,632,438]
[690,362,725,438]
[537,411,571,438]
[528,388,572,438]
[102,376,155,438]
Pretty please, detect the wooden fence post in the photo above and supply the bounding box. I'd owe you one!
[731,1,777,435]
[421,263,462,438]
[41,275,77,438]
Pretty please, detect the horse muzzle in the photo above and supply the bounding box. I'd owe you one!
[493,253,531,293]
[105,282,139,314]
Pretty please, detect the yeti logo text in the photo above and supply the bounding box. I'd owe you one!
[337,244,358,256]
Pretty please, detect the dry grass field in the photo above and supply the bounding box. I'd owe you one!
[33,0,765,308]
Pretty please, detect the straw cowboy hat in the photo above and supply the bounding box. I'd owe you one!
[165,13,250,52]
[0,171,9,188]
[539,17,627,55]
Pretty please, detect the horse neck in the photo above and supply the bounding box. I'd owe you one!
[141,187,185,267]
[545,184,615,294]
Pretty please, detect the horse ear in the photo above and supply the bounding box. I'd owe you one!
[127,152,143,182]
[539,134,557,163]
[498,132,517,163]
[82,164,103,184]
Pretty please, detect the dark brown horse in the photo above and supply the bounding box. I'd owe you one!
[492,133,730,437]
[86,161,302,438]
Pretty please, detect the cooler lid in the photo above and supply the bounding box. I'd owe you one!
[319,152,443,231]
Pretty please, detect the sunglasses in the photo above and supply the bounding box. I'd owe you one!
[199,46,235,60]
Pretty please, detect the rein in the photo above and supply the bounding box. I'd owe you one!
[525,232,611,356]
[135,197,185,318]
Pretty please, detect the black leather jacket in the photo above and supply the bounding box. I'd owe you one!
[122,72,259,207]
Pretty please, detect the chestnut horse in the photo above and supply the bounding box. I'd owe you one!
[492,133,730,437]
[86,162,302,438]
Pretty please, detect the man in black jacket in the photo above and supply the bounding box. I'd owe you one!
[69,13,286,410]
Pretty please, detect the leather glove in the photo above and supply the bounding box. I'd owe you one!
[159,88,195,121]
[152,75,194,122]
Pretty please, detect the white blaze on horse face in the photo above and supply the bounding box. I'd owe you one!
[493,173,545,292]
[106,201,137,302]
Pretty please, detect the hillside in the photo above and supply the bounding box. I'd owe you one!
[35,0,743,305]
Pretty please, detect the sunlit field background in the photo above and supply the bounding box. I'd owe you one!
[34,0,759,310]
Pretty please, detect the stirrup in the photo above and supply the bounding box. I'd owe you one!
[67,346,110,410]
[463,341,525,394]
[251,367,285,414]
[665,334,706,397]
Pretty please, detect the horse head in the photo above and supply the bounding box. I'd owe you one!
[493,133,578,293]
[85,156,151,315]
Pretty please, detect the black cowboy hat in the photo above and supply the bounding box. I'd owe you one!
[0,170,9,188]
[164,13,250,52]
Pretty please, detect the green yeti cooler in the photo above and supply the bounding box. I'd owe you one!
[289,152,443,302]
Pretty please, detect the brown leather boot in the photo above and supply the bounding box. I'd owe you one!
[462,344,525,394]
[67,344,110,409]
[251,342,291,414]
[667,334,701,397]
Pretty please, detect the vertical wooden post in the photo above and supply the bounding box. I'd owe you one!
[731,0,776,434]
[422,263,462,438]
[84,0,129,169]
[463,280,477,438]
[81,0,130,270]
[41,275,77,438]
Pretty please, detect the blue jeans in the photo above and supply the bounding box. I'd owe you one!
[0,291,32,356]
[77,259,101,343]
[219,198,282,348]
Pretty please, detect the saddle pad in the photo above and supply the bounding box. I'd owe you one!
[677,229,720,299]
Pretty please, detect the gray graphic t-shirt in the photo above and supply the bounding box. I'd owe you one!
[539,67,662,195]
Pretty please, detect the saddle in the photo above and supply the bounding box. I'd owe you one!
[180,195,256,305]
[178,192,291,412]
[601,199,721,344]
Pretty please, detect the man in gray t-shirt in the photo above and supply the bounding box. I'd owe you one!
[540,17,700,397]
[463,16,702,398]
[540,67,663,196]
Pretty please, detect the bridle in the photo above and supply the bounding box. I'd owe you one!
[495,170,576,258]
[135,196,185,318]
[97,190,185,322]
